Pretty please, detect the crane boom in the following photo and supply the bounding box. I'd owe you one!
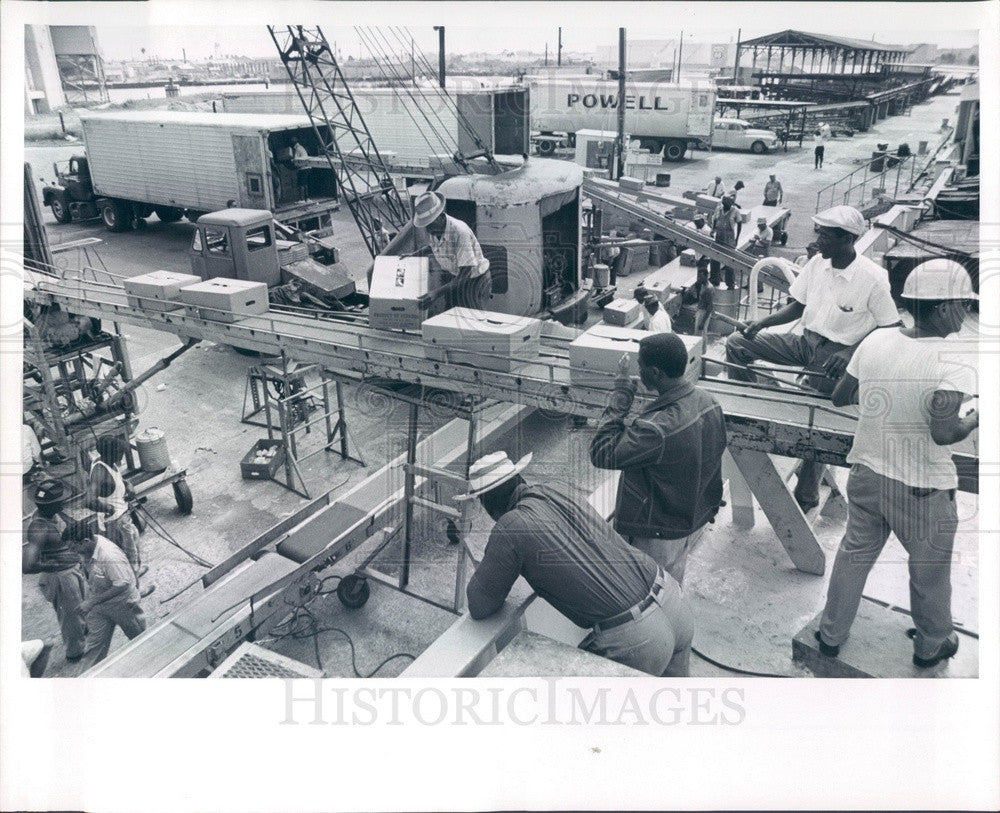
[268,25,411,257]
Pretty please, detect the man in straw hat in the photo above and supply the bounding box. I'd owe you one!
[725,204,901,511]
[411,190,491,310]
[23,479,89,661]
[816,259,978,668]
[462,451,694,676]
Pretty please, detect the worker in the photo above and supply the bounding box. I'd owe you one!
[372,217,391,253]
[88,434,153,597]
[291,137,310,201]
[710,195,741,289]
[814,129,826,169]
[684,260,715,334]
[687,214,711,235]
[464,452,695,677]
[590,333,727,584]
[762,174,783,206]
[817,260,978,668]
[706,175,726,198]
[725,205,901,511]
[642,295,672,333]
[795,241,820,267]
[412,190,491,310]
[66,520,148,668]
[746,216,774,258]
[731,180,746,205]
[22,480,89,662]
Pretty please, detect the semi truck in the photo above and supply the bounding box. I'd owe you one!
[42,111,340,234]
[526,78,716,161]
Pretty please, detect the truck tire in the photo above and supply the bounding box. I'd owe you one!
[537,139,556,157]
[663,140,687,161]
[50,199,72,224]
[186,210,208,223]
[101,200,133,232]
[639,138,663,156]
[154,206,184,223]
[750,140,767,154]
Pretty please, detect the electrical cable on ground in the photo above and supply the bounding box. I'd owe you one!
[136,504,214,568]
[691,646,790,678]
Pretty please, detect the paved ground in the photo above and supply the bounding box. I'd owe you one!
[21,88,977,679]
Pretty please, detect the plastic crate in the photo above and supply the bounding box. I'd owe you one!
[240,439,285,480]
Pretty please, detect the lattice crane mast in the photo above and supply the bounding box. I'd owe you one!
[268,25,411,258]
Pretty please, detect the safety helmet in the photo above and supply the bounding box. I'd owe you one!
[901,258,976,300]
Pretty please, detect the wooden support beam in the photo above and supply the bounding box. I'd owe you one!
[722,450,755,528]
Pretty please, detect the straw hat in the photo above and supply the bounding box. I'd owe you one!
[453,452,532,502]
[413,191,447,228]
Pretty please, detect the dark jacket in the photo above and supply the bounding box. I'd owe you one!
[590,378,727,540]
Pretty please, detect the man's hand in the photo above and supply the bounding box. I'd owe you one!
[823,349,852,380]
[616,352,633,383]
[740,320,764,340]
[78,600,92,615]
[962,408,979,433]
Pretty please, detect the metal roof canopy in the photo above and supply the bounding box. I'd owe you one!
[739,30,912,54]
[716,99,814,109]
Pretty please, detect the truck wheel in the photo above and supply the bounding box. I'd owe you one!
[750,140,767,154]
[639,138,663,156]
[537,139,556,157]
[186,210,208,223]
[154,206,184,223]
[50,199,72,224]
[101,200,133,232]
[663,140,687,161]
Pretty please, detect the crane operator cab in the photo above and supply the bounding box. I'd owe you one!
[370,158,586,329]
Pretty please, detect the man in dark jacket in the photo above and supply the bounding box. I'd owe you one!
[590,333,727,584]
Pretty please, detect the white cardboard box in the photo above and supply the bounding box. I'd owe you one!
[422,307,541,371]
[679,249,699,266]
[369,256,444,331]
[602,298,642,327]
[178,278,269,323]
[569,325,702,387]
[124,270,202,312]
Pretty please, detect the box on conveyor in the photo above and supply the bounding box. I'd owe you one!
[124,270,202,312]
[618,176,645,193]
[369,256,445,331]
[602,298,643,327]
[679,249,699,267]
[422,307,542,372]
[569,324,702,388]
[178,278,269,323]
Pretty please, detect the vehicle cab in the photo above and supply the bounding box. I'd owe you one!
[711,118,780,154]
[189,210,282,287]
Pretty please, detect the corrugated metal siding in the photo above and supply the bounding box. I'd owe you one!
[84,118,243,210]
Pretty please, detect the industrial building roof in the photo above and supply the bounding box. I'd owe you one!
[739,30,912,54]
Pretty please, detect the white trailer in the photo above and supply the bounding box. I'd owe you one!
[526,78,716,161]
[75,111,339,232]
[220,87,530,166]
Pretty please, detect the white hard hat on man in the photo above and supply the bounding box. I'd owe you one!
[902,258,977,301]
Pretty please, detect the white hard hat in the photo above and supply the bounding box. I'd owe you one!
[902,258,976,300]
[811,205,867,237]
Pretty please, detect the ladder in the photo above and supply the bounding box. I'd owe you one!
[268,25,411,258]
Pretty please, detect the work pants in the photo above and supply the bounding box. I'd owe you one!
[724,328,848,502]
[814,146,825,168]
[38,566,88,660]
[763,200,779,207]
[709,234,737,289]
[581,571,694,677]
[819,465,958,660]
[630,526,705,586]
[105,514,141,580]
[81,600,147,667]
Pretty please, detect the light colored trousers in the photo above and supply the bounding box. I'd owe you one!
[630,526,706,586]
[820,464,959,660]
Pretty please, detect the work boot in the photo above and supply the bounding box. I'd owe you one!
[909,630,959,668]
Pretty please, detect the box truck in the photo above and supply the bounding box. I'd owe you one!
[220,87,530,167]
[526,78,716,161]
[42,111,340,233]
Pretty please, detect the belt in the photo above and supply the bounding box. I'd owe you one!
[593,572,666,633]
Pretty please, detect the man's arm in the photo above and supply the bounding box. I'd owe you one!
[830,372,859,406]
[928,390,978,446]
[466,521,523,620]
[741,299,805,339]
[590,358,670,470]
[79,579,131,615]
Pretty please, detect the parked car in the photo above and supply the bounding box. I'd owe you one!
[705,118,781,154]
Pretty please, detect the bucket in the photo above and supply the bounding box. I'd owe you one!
[134,427,170,473]
[655,173,671,187]
[592,263,611,288]
[917,140,928,155]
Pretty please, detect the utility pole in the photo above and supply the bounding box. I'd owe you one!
[433,26,446,88]
[733,28,742,83]
[676,31,683,83]
[558,27,563,66]
[616,27,626,180]
[545,43,548,66]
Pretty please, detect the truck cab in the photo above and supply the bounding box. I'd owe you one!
[710,118,781,154]
[42,156,99,223]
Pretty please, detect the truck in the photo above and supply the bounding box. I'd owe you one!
[526,78,716,161]
[42,111,341,234]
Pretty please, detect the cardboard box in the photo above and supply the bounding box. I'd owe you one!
[679,249,699,267]
[569,325,702,388]
[618,176,645,193]
[124,270,202,312]
[603,298,642,327]
[179,278,269,323]
[369,256,444,331]
[422,307,541,371]
[240,439,285,480]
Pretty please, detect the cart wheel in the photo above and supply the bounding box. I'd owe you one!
[337,574,370,609]
[172,479,194,515]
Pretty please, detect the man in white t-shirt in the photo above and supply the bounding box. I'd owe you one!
[641,296,672,333]
[725,205,901,509]
[816,259,978,669]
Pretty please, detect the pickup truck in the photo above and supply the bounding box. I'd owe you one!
[705,118,781,154]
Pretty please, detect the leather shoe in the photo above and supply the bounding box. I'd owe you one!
[814,630,839,658]
[912,633,959,668]
[795,492,820,513]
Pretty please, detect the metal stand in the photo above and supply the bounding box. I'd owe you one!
[241,354,364,499]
